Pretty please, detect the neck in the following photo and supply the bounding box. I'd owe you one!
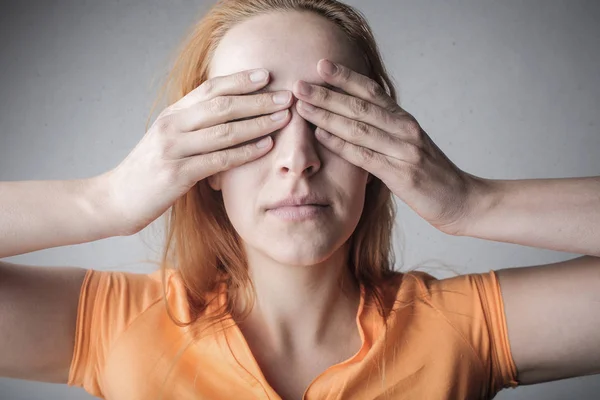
[233,243,361,356]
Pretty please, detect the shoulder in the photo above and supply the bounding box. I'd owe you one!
[82,267,191,323]
[389,269,498,300]
[377,269,503,320]
[376,269,438,302]
[383,269,507,348]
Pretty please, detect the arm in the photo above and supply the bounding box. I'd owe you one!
[0,173,123,259]
[0,261,88,383]
[455,175,600,257]
[496,256,600,385]
[455,175,600,384]
[0,174,123,382]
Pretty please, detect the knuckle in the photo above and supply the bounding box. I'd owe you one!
[404,120,422,137]
[211,151,230,170]
[355,145,375,165]
[256,93,271,108]
[155,114,178,135]
[393,117,419,137]
[257,114,272,129]
[350,120,370,140]
[210,96,232,114]
[338,66,351,82]
[199,78,215,97]
[315,86,331,103]
[215,122,235,146]
[242,143,256,159]
[367,80,385,99]
[235,72,248,87]
[348,97,370,117]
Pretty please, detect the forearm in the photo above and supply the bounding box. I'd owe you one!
[0,174,122,259]
[458,175,600,257]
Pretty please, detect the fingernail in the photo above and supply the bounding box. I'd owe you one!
[297,81,312,96]
[321,60,338,75]
[316,128,331,139]
[256,136,272,148]
[298,100,316,112]
[270,109,288,121]
[250,69,268,82]
[272,92,291,104]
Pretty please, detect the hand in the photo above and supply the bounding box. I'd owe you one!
[292,59,485,235]
[104,68,293,235]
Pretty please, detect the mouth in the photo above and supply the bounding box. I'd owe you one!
[267,204,328,211]
[264,192,330,212]
[266,204,330,220]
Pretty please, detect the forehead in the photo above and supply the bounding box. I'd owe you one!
[207,11,367,88]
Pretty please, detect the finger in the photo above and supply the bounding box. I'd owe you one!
[296,100,416,162]
[169,68,271,112]
[172,109,290,158]
[312,126,401,182]
[176,89,292,133]
[293,79,416,143]
[316,59,406,115]
[182,135,273,181]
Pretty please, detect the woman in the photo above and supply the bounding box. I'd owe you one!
[1,0,599,399]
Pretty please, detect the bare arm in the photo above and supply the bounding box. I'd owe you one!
[452,175,600,257]
[0,66,289,386]
[447,175,600,384]
[0,173,123,259]
[0,261,88,383]
[496,255,600,385]
[0,174,121,382]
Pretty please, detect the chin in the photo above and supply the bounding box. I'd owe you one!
[261,246,332,266]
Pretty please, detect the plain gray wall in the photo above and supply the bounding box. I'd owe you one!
[1,0,599,399]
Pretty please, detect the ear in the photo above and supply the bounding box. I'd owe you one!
[207,173,222,191]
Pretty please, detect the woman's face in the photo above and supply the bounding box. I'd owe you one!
[207,11,371,266]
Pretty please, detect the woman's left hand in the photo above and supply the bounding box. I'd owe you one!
[292,58,487,235]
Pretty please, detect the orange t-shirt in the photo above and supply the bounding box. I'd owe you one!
[67,267,520,399]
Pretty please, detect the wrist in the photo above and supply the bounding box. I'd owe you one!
[80,172,131,238]
[454,174,502,237]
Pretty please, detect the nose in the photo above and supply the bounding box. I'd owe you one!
[271,98,322,178]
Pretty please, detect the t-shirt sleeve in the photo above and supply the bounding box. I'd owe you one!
[67,268,164,398]
[417,269,520,395]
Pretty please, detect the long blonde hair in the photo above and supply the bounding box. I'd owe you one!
[142,0,419,396]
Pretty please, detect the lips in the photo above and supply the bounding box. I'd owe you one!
[265,193,329,210]
[266,204,329,220]
[271,204,327,209]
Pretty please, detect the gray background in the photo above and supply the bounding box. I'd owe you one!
[1,0,599,399]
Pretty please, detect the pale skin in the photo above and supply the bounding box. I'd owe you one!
[1,7,598,400]
[208,9,600,399]
[205,12,369,397]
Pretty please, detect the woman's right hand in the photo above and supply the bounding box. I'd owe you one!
[102,68,292,236]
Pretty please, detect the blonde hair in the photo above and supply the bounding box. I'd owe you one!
[135,0,451,397]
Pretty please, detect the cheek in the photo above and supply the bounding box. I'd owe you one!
[342,166,369,209]
[324,149,367,176]
[220,168,262,224]
[330,156,369,186]
[220,163,261,194]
